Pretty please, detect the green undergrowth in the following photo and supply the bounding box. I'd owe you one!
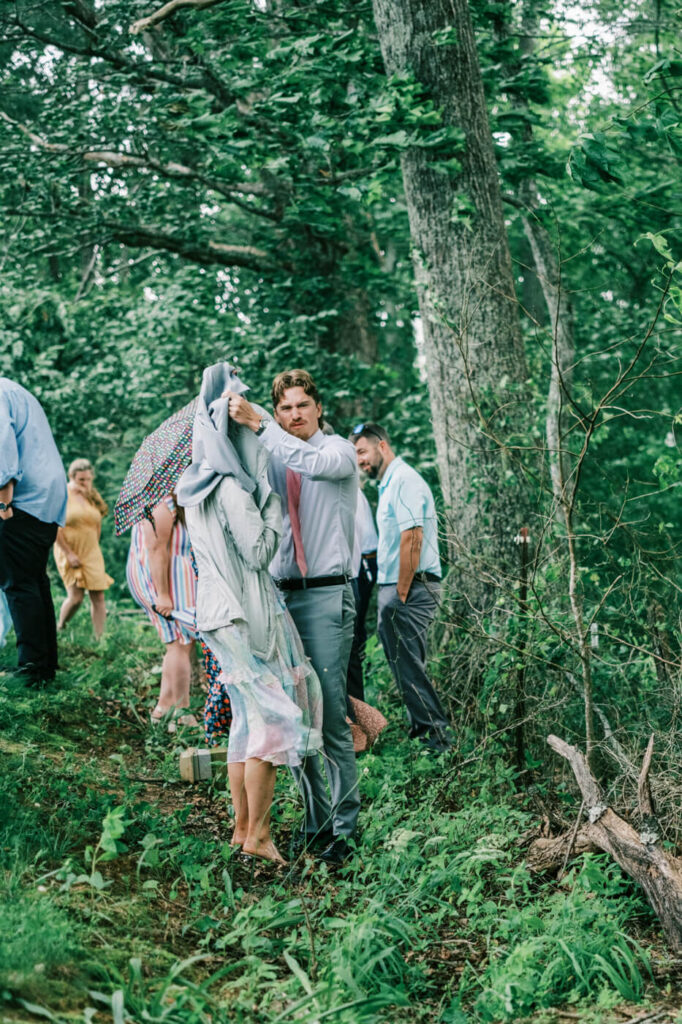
[0,601,675,1022]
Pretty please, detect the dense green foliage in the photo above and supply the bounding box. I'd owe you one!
[1,0,682,1017]
[0,609,672,1022]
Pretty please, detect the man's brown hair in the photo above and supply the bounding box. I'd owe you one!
[271,368,321,409]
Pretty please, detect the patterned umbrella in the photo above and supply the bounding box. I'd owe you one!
[114,398,198,536]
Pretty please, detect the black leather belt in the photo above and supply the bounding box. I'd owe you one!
[412,572,441,584]
[275,574,351,591]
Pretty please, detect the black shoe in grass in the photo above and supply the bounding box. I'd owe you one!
[318,835,354,866]
[289,828,333,860]
[14,664,56,689]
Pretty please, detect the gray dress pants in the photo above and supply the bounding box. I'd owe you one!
[378,580,450,742]
[285,583,360,838]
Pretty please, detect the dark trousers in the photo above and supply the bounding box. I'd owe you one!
[346,552,377,705]
[377,581,450,741]
[0,509,59,678]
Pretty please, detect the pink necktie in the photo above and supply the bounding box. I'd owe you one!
[286,468,308,577]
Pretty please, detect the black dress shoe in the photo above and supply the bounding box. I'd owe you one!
[14,664,56,688]
[289,828,333,859]
[319,835,354,866]
[422,727,454,753]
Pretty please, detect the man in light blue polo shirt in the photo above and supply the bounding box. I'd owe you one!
[352,423,452,752]
[0,378,67,685]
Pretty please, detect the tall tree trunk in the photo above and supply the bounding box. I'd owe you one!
[371,0,530,606]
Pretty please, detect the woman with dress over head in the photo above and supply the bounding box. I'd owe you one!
[126,495,199,731]
[177,362,323,866]
[54,458,114,640]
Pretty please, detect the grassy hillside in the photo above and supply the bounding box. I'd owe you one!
[1,602,680,1023]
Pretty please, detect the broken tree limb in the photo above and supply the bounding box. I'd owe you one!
[526,829,599,874]
[548,735,603,809]
[546,734,682,953]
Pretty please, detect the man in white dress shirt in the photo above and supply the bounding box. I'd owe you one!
[227,369,360,865]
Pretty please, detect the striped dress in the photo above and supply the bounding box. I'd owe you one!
[126,496,197,645]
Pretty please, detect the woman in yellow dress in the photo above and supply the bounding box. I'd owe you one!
[54,459,113,639]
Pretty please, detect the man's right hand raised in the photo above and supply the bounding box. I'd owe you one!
[224,393,263,433]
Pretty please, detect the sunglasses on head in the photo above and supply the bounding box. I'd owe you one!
[352,422,383,441]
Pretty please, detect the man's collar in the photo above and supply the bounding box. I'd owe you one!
[378,456,402,491]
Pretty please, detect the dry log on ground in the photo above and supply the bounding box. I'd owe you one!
[526,831,599,874]
[540,734,682,953]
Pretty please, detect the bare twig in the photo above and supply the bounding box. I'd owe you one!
[75,244,99,301]
[3,208,278,271]
[130,0,228,35]
[1,112,278,217]
[638,734,656,817]
[558,798,585,880]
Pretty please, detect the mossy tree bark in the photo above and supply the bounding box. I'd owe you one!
[371,0,531,608]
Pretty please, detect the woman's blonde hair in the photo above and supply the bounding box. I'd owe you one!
[68,458,109,517]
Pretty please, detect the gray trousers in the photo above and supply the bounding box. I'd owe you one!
[285,583,360,838]
[378,581,450,740]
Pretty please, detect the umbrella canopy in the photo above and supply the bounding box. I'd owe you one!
[114,398,198,536]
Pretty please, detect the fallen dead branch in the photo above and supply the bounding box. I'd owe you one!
[526,830,599,873]
[532,734,682,952]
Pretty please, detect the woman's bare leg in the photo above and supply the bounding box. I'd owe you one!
[58,585,84,630]
[228,762,248,846]
[88,590,106,640]
[242,758,286,864]
[152,639,197,724]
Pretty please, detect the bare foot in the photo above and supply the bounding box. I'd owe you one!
[149,706,184,733]
[176,713,199,728]
[230,833,247,848]
[242,839,287,865]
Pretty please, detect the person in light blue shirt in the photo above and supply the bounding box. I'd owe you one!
[0,378,67,685]
[351,423,452,752]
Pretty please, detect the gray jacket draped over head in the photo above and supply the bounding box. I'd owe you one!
[176,362,281,660]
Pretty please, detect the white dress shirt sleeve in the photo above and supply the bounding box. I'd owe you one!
[259,421,356,480]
